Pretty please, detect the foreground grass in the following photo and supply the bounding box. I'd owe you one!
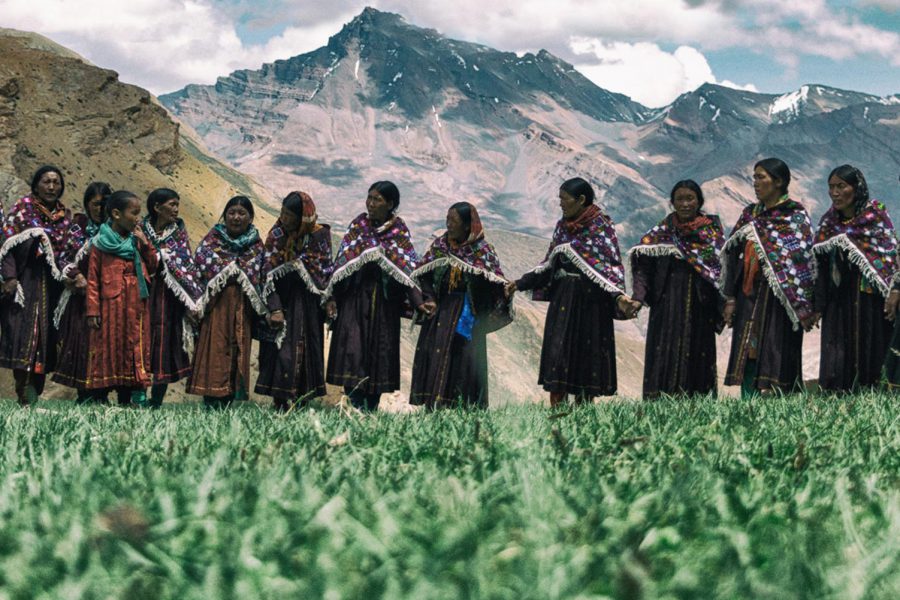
[0,394,897,599]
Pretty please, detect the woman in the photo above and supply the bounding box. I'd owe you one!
[141,188,202,407]
[53,181,112,402]
[255,191,332,411]
[506,177,634,406]
[0,165,72,405]
[187,196,267,408]
[721,158,817,397]
[812,165,897,392]
[325,181,429,412]
[410,202,512,409]
[84,191,159,406]
[627,180,725,399]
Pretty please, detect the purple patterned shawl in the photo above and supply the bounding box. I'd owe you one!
[813,200,897,297]
[193,224,266,316]
[0,195,71,281]
[140,217,203,309]
[261,220,333,299]
[628,212,725,287]
[326,213,420,297]
[721,198,816,327]
[525,204,625,301]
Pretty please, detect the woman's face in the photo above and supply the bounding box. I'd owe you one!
[446,208,469,242]
[672,187,700,221]
[559,189,586,220]
[366,189,392,223]
[225,205,252,237]
[828,175,855,216]
[35,171,62,204]
[85,194,104,224]
[753,166,782,203]
[155,197,180,226]
[280,205,301,233]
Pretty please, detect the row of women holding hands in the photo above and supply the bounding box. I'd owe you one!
[2,158,897,409]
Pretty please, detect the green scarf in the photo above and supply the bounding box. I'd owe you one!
[213,223,260,252]
[92,222,149,299]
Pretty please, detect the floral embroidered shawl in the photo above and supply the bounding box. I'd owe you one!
[628,212,725,287]
[261,220,333,298]
[0,195,71,281]
[140,216,203,309]
[721,199,816,327]
[524,204,625,301]
[193,224,266,316]
[326,213,419,297]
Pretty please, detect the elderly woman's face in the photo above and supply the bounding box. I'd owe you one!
[559,189,586,220]
[280,205,301,233]
[446,208,468,242]
[35,172,62,204]
[828,175,855,216]
[366,189,392,223]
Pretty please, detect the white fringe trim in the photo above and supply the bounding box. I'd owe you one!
[812,234,892,298]
[410,256,509,286]
[0,229,67,307]
[159,263,199,313]
[262,261,326,301]
[524,243,625,296]
[324,247,420,302]
[194,262,267,317]
[182,316,195,357]
[720,224,810,331]
[624,243,682,294]
[53,288,72,329]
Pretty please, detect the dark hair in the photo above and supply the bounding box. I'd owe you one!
[147,188,180,222]
[670,179,705,208]
[30,165,65,199]
[754,157,791,195]
[283,191,305,218]
[448,201,473,231]
[83,181,112,214]
[368,181,400,213]
[828,164,870,213]
[220,195,255,221]
[559,177,595,205]
[106,190,140,219]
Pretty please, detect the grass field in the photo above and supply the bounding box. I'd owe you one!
[0,394,897,599]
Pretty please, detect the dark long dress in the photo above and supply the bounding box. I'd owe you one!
[53,217,92,390]
[722,248,803,392]
[631,255,721,398]
[255,271,326,402]
[883,280,900,389]
[0,238,63,380]
[410,271,508,408]
[148,272,192,384]
[815,252,893,391]
[326,262,423,395]
[516,257,618,396]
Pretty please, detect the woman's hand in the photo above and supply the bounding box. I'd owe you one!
[73,273,88,292]
[885,290,900,321]
[504,281,517,299]
[325,299,337,320]
[1,278,18,297]
[417,300,437,318]
[267,309,285,329]
[616,294,640,319]
[87,316,101,330]
[723,297,736,328]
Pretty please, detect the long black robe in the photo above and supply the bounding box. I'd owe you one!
[326,262,423,395]
[815,251,892,391]
[722,246,803,391]
[410,270,508,408]
[516,256,618,396]
[148,272,192,384]
[255,271,326,401]
[631,254,721,399]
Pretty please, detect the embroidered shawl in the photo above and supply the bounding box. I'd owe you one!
[53,213,102,328]
[628,212,725,287]
[140,216,203,309]
[261,220,333,299]
[524,204,625,300]
[720,199,816,328]
[0,195,71,281]
[326,213,420,297]
[193,224,266,316]
[812,200,897,297]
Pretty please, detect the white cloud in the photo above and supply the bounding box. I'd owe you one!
[570,38,757,107]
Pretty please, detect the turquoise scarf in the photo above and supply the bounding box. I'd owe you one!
[213,223,260,253]
[92,222,149,299]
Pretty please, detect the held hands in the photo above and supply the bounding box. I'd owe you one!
[87,316,101,330]
[267,309,285,329]
[73,273,87,292]
[504,281,517,299]
[417,300,437,318]
[1,278,18,297]
[616,294,641,319]
[800,312,821,332]
[885,290,900,322]
[723,298,736,328]
[325,299,337,321]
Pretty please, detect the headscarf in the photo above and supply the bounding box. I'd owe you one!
[325,212,420,298]
[92,222,150,299]
[628,211,725,287]
[523,204,625,301]
[721,198,816,329]
[813,199,897,297]
[140,216,203,309]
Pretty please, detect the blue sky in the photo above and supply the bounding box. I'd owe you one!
[3,0,898,106]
